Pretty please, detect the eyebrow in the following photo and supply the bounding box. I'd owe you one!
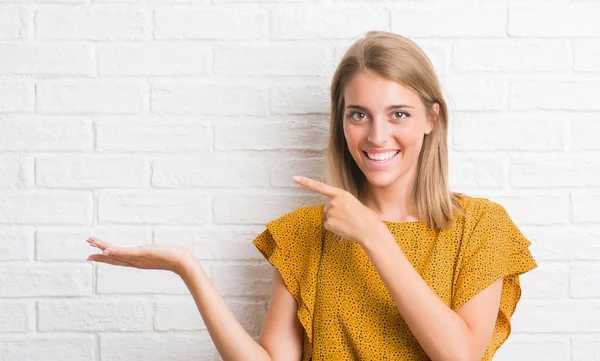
[345,104,415,111]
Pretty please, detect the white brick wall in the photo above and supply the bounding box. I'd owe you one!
[0,0,597,360]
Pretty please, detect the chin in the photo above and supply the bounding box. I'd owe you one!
[363,172,401,189]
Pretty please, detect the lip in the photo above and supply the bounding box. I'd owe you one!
[362,148,400,154]
[362,150,400,169]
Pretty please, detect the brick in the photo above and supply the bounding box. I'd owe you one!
[494,334,570,361]
[571,262,600,298]
[155,7,266,40]
[0,81,33,112]
[37,80,147,114]
[97,43,210,76]
[392,6,506,38]
[519,262,568,299]
[215,120,328,150]
[151,83,268,116]
[572,194,600,224]
[454,40,572,72]
[214,194,322,224]
[0,227,31,261]
[0,302,31,332]
[100,334,215,361]
[0,336,94,361]
[512,300,600,332]
[36,155,149,188]
[38,299,152,331]
[0,155,34,188]
[523,226,571,261]
[36,6,148,40]
[215,44,331,76]
[0,43,93,75]
[441,75,509,110]
[152,154,270,188]
[0,116,92,151]
[155,298,267,337]
[509,6,600,37]
[208,263,271,297]
[487,195,569,225]
[270,84,329,114]
[448,153,505,189]
[571,116,600,150]
[154,298,207,331]
[270,156,326,188]
[573,334,600,361]
[575,40,600,71]
[510,80,600,110]
[97,264,188,294]
[0,5,28,39]
[570,226,600,260]
[36,227,151,261]
[0,191,93,224]
[98,191,211,224]
[96,118,210,152]
[155,225,265,260]
[271,4,388,39]
[454,114,564,151]
[0,264,91,297]
[511,155,600,187]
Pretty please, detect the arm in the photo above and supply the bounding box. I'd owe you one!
[361,225,502,361]
[85,237,302,361]
[178,255,303,361]
[288,177,502,361]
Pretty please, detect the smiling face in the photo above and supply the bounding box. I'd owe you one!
[342,70,437,191]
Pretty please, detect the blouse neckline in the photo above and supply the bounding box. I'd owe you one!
[381,218,428,227]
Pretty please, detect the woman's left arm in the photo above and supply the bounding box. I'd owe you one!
[291,175,502,361]
[361,224,502,361]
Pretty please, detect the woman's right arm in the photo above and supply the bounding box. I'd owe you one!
[178,256,304,361]
[86,238,303,361]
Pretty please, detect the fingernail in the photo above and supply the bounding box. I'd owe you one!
[102,250,110,255]
[292,176,301,182]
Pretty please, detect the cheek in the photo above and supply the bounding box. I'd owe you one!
[396,125,425,149]
[343,123,361,148]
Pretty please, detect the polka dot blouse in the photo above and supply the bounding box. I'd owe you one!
[252,194,538,361]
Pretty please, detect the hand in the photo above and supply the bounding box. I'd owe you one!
[292,175,384,245]
[86,237,194,276]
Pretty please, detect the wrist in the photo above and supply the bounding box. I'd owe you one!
[359,220,389,252]
[174,251,199,278]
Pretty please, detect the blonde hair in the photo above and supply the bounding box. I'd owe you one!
[325,31,464,231]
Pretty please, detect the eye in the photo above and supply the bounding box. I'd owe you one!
[393,111,410,119]
[347,111,367,121]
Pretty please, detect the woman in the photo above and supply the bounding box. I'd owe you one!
[87,31,537,360]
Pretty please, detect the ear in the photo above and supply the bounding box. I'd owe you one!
[426,102,439,135]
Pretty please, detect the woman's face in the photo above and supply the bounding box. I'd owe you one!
[342,70,437,190]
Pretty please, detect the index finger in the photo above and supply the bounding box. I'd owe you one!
[292,176,340,198]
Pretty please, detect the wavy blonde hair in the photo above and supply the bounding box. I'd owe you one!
[325,31,464,231]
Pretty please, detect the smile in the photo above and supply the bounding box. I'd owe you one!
[362,150,401,167]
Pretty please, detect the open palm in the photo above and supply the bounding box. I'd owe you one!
[86,237,193,275]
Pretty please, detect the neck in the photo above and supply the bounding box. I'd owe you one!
[362,170,419,223]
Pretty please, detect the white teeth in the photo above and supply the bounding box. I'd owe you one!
[366,151,399,161]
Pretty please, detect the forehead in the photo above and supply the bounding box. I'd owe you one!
[343,70,421,108]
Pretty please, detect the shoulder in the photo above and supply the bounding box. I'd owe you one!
[261,203,326,251]
[266,203,326,231]
[455,193,511,229]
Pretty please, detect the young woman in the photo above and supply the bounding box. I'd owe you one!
[87,31,537,361]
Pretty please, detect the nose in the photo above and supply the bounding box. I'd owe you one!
[367,116,390,145]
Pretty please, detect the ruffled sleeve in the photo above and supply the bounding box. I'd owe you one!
[451,199,538,360]
[252,203,325,361]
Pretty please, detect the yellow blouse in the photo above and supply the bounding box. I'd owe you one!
[252,194,538,361]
